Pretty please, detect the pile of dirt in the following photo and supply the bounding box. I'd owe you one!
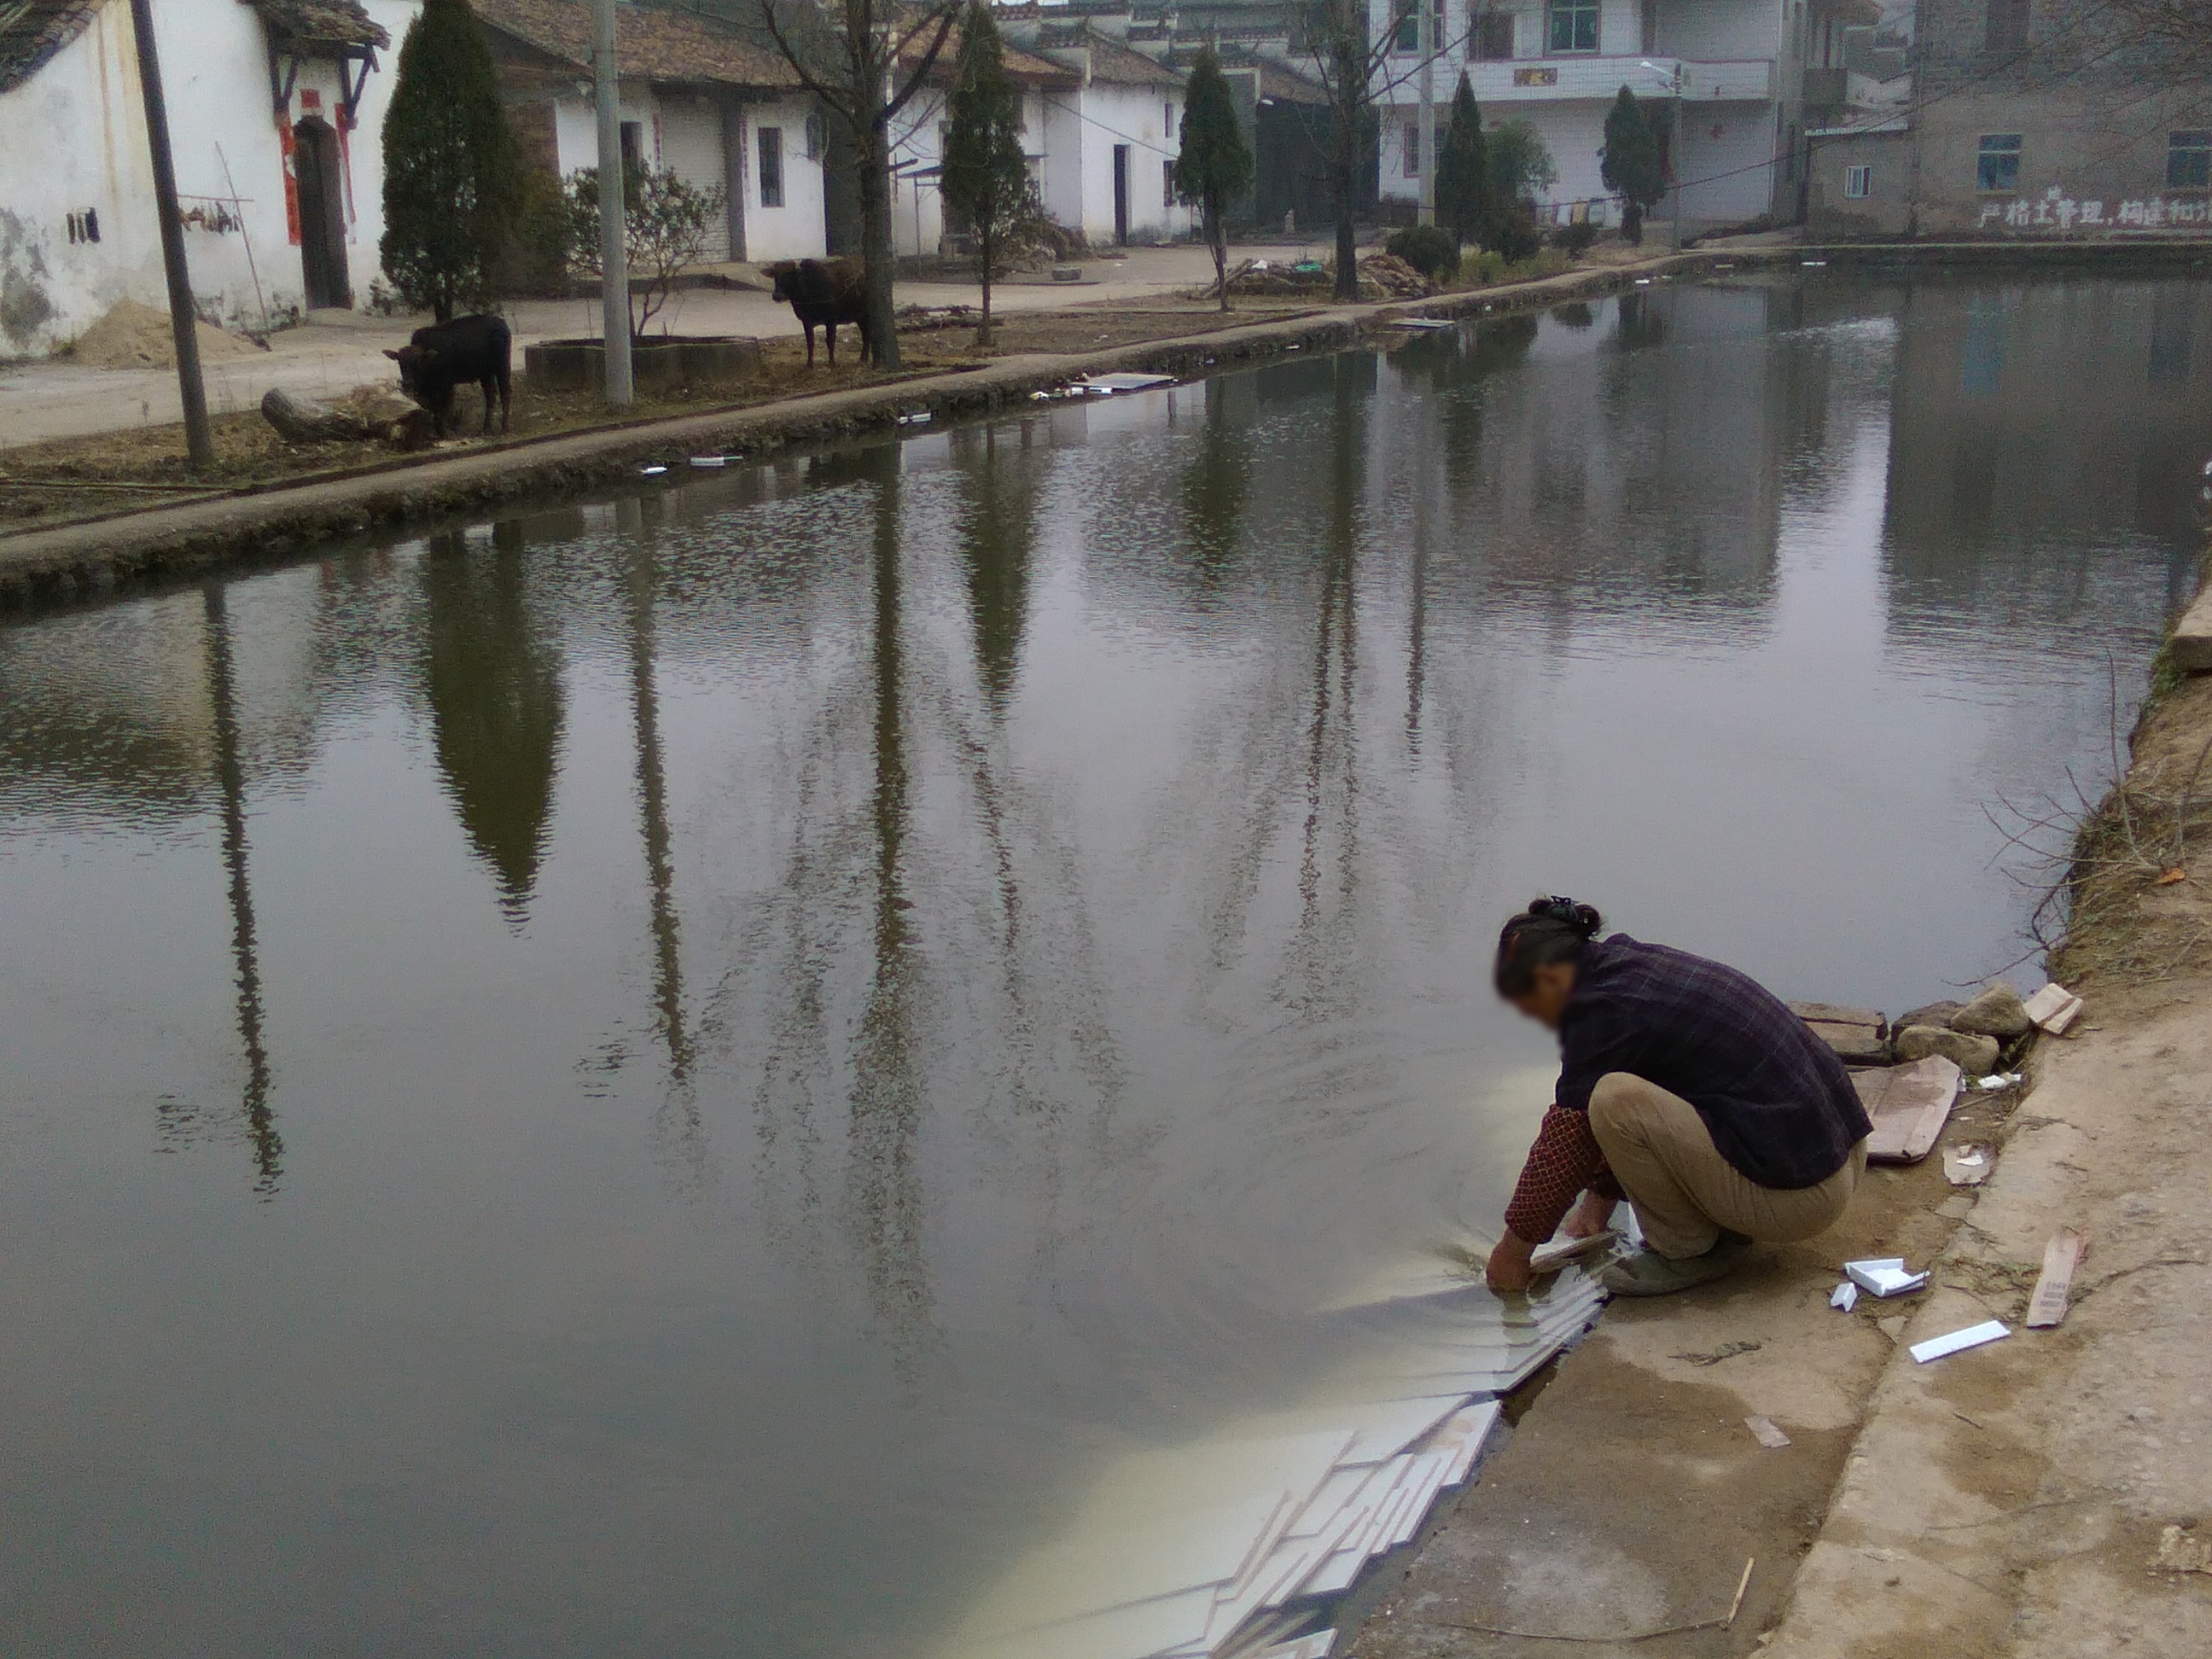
[67,299,266,370]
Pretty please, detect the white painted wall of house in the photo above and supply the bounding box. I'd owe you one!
[550,86,826,265]
[1048,81,1185,244]
[738,96,824,263]
[0,0,417,357]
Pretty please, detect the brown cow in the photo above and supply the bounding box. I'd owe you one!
[764,257,872,368]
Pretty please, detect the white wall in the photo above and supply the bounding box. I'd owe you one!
[0,0,418,355]
[740,96,824,263]
[550,85,825,265]
[1049,81,1185,244]
[1674,98,1779,220]
[1659,0,1783,63]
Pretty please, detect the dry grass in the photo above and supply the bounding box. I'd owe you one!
[1998,651,2212,988]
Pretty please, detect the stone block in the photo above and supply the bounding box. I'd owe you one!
[2173,584,2212,672]
[1951,981,2032,1039]
[1896,999,1964,1033]
[1892,1025,2000,1074]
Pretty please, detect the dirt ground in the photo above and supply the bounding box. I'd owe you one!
[0,303,1312,534]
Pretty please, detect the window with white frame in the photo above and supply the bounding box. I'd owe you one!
[1844,164,1871,199]
[1546,0,1599,52]
[1393,0,1445,54]
[1976,132,2021,192]
[2169,130,2212,190]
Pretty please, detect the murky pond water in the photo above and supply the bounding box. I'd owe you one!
[3,272,2207,1656]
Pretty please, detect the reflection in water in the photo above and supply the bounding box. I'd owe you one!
[848,448,933,1370]
[202,584,282,1193]
[420,524,566,920]
[624,524,705,1183]
[3,274,2212,1657]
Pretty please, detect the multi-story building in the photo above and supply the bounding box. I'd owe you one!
[1808,0,2212,239]
[1371,0,1848,231]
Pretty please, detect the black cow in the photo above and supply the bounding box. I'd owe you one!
[386,313,512,437]
[765,257,872,368]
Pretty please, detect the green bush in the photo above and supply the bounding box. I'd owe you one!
[499,168,574,297]
[1461,249,1505,285]
[1552,220,1598,257]
[1385,224,1462,283]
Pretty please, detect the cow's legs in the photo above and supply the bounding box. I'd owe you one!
[826,322,837,367]
[804,323,816,368]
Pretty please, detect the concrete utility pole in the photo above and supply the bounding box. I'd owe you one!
[593,0,633,407]
[127,0,212,472]
[1416,0,1436,227]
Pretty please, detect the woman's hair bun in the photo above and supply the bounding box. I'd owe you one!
[1528,895,1603,939]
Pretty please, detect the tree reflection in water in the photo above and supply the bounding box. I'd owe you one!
[201,584,282,1193]
[419,524,566,924]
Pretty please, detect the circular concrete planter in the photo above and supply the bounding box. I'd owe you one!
[524,335,765,396]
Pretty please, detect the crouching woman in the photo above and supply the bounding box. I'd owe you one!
[1485,898,1873,1298]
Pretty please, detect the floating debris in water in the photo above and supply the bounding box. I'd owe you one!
[639,464,669,476]
[1743,1415,1792,1449]
[689,455,728,469]
[897,410,934,425]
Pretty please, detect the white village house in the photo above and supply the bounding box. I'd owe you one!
[1369,0,1841,230]
[476,0,828,265]
[0,0,420,355]
[1007,15,1192,247]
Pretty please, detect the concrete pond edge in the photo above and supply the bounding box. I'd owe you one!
[17,234,2152,616]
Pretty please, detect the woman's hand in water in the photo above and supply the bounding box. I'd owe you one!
[1486,1231,1535,1294]
[1562,1190,1618,1239]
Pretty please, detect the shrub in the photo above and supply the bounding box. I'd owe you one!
[499,168,575,297]
[1552,220,1598,257]
[1386,224,1462,284]
[379,0,520,320]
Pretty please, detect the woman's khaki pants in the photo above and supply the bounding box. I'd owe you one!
[1588,1072,1867,1260]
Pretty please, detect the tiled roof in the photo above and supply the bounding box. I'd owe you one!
[0,0,102,95]
[896,20,1080,88]
[247,0,391,49]
[1033,24,1184,87]
[475,0,800,89]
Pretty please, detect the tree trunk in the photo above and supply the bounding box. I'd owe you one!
[978,227,994,346]
[1209,194,1229,311]
[859,114,901,370]
[1332,159,1359,302]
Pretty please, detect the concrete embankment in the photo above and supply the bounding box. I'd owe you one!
[0,245,1769,614]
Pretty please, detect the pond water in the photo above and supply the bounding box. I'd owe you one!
[2,271,2207,1656]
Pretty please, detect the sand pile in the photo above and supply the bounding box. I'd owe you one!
[68,299,266,369]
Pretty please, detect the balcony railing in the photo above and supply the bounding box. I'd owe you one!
[1462,55,1776,103]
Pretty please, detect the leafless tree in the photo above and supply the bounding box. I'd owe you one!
[756,0,961,370]
[1300,0,1430,300]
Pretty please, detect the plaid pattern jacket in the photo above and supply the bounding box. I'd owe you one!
[1504,936,1872,1244]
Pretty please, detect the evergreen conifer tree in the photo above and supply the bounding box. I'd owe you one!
[1434,72,1493,250]
[1173,45,1253,311]
[1600,86,1666,246]
[940,0,1035,345]
[380,0,521,320]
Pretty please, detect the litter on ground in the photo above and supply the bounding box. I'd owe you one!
[1845,1258,1930,1298]
[1942,1145,1993,1186]
[1744,1415,1792,1449]
[2022,981,2085,1034]
[2024,1229,2087,1328]
[1831,1280,1859,1312]
[1910,1320,2011,1363]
